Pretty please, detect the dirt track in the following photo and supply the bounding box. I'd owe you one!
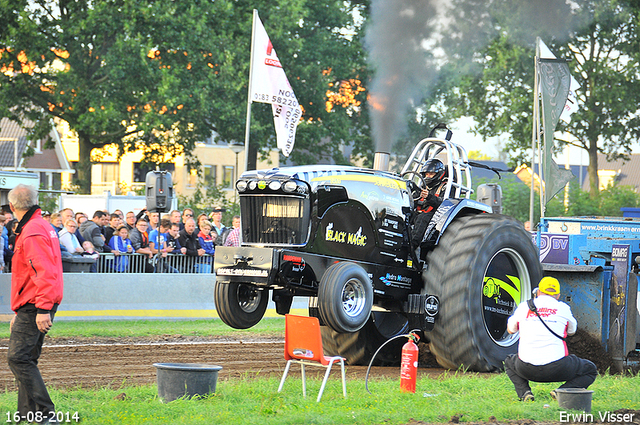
[0,328,621,390]
[0,336,446,390]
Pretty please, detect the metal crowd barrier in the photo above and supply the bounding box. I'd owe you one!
[63,252,215,274]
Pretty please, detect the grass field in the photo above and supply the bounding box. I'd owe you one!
[0,320,638,424]
[0,318,286,340]
[0,373,638,424]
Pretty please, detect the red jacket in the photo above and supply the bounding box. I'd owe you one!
[11,209,64,312]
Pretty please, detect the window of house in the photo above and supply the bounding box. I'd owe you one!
[52,173,61,190]
[222,166,234,188]
[204,165,217,186]
[187,167,198,188]
[101,163,120,183]
[39,172,48,189]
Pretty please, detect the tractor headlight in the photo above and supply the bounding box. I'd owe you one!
[268,180,282,191]
[283,181,298,193]
[236,180,248,192]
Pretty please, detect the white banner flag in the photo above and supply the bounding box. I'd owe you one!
[249,13,302,157]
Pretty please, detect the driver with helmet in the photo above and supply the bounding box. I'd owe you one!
[411,158,448,244]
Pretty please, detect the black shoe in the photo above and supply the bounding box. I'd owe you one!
[521,390,535,402]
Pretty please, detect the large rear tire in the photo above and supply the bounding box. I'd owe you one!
[214,282,268,329]
[422,214,542,371]
[321,311,410,365]
[318,262,373,333]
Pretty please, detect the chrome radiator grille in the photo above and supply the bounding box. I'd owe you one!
[240,195,310,246]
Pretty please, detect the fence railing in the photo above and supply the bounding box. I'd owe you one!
[62,253,215,274]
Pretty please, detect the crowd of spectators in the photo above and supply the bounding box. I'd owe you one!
[0,203,242,274]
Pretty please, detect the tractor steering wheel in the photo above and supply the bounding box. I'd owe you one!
[401,170,427,200]
[401,170,427,189]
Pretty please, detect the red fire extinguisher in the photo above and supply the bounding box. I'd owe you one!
[400,332,420,393]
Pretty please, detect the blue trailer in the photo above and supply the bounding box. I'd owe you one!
[537,216,640,371]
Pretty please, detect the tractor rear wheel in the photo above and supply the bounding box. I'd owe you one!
[422,214,542,371]
[320,311,410,365]
[214,282,268,329]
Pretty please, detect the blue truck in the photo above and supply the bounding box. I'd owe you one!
[536,216,640,371]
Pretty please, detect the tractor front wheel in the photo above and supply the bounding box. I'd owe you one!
[317,262,373,333]
[214,282,268,329]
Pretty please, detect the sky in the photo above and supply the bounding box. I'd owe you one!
[448,116,503,160]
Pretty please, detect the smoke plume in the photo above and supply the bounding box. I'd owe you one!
[365,0,583,154]
[365,0,438,153]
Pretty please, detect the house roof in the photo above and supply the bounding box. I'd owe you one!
[0,117,72,172]
[585,153,640,190]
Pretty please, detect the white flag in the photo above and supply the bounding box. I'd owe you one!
[538,39,580,123]
[249,13,302,157]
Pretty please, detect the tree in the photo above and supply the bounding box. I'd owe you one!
[0,0,372,192]
[433,0,640,198]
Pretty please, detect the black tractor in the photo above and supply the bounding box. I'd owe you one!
[213,128,542,371]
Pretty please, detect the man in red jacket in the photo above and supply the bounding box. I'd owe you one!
[7,184,63,422]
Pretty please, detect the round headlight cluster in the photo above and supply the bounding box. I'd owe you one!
[238,179,305,193]
[236,180,248,192]
[283,181,298,193]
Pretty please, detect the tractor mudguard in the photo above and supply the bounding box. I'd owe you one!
[424,198,493,245]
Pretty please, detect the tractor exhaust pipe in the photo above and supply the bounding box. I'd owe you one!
[373,152,390,171]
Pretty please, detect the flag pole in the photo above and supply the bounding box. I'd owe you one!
[529,38,540,228]
[244,9,259,172]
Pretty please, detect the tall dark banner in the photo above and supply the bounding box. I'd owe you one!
[539,58,575,204]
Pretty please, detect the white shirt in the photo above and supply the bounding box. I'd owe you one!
[507,294,577,365]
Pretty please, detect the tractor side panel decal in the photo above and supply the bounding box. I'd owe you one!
[316,205,376,261]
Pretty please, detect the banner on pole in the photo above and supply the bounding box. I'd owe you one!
[249,13,302,157]
[538,39,580,123]
[538,40,575,205]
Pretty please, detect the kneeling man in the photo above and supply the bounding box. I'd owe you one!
[504,277,597,401]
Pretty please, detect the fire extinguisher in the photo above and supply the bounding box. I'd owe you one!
[400,332,420,393]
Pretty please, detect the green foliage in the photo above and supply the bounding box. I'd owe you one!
[0,0,372,193]
[597,184,640,216]
[38,189,60,214]
[472,176,540,223]
[177,181,239,227]
[431,0,640,195]
[473,174,640,224]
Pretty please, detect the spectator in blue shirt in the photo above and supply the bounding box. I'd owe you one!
[149,218,171,256]
[109,225,133,272]
[197,220,216,256]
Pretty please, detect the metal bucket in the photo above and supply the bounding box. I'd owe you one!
[153,363,223,403]
[555,388,594,413]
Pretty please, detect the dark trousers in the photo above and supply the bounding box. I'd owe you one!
[412,211,435,244]
[7,304,56,418]
[504,354,597,398]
